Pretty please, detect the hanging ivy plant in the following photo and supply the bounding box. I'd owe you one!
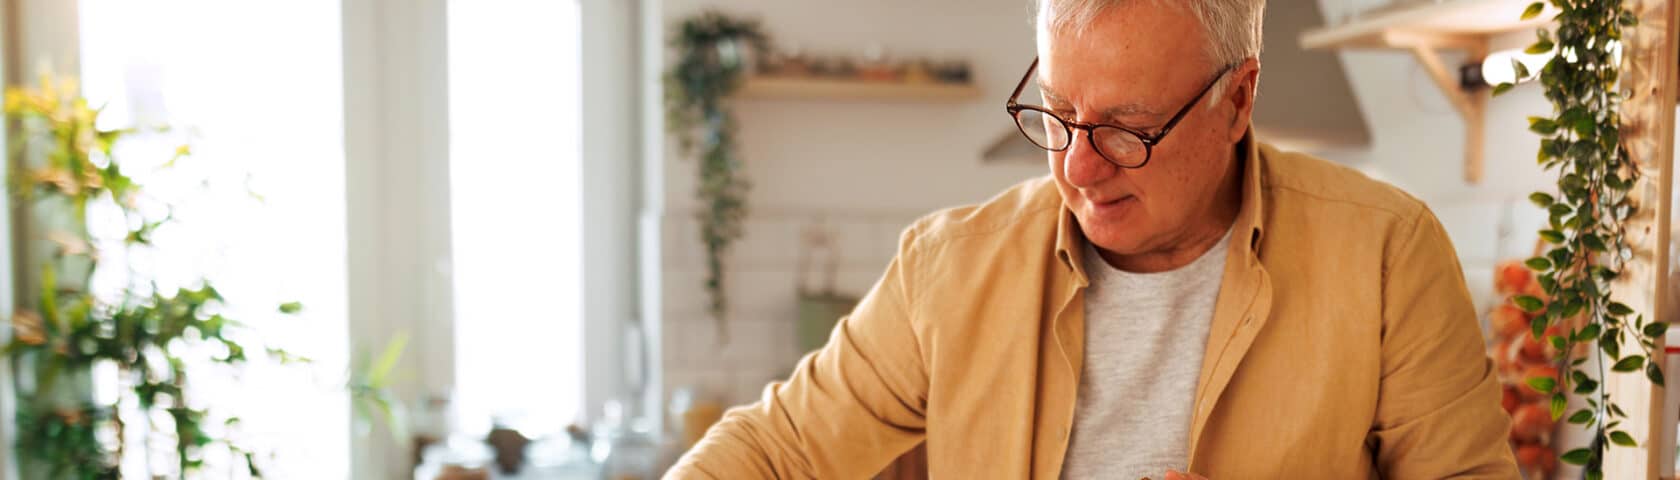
[1499,1,1657,476]
[665,11,767,341]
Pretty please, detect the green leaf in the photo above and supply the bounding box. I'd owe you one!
[1550,392,1567,420]
[1524,256,1552,271]
[1582,234,1607,252]
[1567,408,1594,424]
[1538,229,1565,243]
[1529,117,1559,134]
[1574,116,1596,137]
[1644,322,1668,338]
[278,302,303,314]
[1608,302,1634,316]
[1593,265,1619,281]
[1525,39,1554,55]
[1612,355,1645,372]
[1605,173,1627,191]
[1611,430,1638,447]
[1548,202,1573,217]
[1573,376,1598,393]
[365,334,409,389]
[1602,330,1621,358]
[1648,362,1666,386]
[1521,1,1545,19]
[1529,192,1555,207]
[1493,82,1515,96]
[1513,295,1545,313]
[1526,375,1557,393]
[1561,448,1592,465]
[1549,335,1566,351]
[1532,315,1549,339]
[1561,299,1584,319]
[1547,247,1570,268]
[1578,323,1602,340]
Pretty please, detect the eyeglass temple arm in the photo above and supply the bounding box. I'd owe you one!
[1151,64,1234,141]
[1006,57,1040,106]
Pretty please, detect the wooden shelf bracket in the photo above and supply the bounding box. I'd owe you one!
[1408,42,1488,183]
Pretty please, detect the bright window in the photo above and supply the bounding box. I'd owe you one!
[446,0,585,436]
[78,0,348,477]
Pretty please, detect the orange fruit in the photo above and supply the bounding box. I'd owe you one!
[1496,261,1534,296]
[1490,304,1529,340]
[1511,402,1555,441]
[1515,443,1556,473]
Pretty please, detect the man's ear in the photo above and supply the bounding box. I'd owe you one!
[1223,58,1261,143]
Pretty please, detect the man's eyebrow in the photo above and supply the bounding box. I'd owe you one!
[1098,103,1161,119]
[1036,81,1163,121]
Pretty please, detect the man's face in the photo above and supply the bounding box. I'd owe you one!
[1035,3,1251,260]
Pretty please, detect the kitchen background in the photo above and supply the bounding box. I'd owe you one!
[1,0,1675,479]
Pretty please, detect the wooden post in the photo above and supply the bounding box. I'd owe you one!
[1604,0,1677,477]
[1408,44,1487,183]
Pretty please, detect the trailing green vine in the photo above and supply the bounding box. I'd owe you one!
[1500,1,1657,476]
[665,11,767,341]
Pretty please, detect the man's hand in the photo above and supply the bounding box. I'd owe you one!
[1163,469,1208,480]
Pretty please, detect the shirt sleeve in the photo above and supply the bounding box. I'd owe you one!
[1368,205,1521,479]
[664,226,931,479]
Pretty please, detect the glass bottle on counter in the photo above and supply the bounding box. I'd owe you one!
[593,399,661,480]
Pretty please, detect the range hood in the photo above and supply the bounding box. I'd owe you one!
[984,0,1372,162]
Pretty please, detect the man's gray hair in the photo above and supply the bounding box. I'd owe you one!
[1034,0,1263,106]
[1034,0,1265,67]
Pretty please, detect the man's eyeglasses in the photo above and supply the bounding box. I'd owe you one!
[1004,57,1232,169]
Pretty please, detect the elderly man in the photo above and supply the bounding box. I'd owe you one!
[668,0,1519,478]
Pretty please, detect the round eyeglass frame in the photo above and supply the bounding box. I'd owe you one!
[1003,57,1233,169]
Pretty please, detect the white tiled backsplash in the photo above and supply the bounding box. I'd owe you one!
[660,210,920,404]
[657,194,1547,407]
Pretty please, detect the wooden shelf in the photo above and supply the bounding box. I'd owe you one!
[1301,0,1555,51]
[733,76,980,102]
[1300,0,1559,184]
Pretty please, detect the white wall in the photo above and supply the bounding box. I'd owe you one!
[654,0,1045,406]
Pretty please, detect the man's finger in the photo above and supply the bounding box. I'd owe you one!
[1165,470,1207,480]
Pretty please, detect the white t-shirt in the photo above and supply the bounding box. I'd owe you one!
[1060,229,1231,479]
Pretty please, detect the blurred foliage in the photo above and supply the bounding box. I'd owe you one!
[665,11,767,342]
[2,74,309,479]
[1498,1,1656,476]
[349,333,408,442]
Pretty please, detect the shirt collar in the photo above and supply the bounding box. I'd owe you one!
[1055,129,1267,284]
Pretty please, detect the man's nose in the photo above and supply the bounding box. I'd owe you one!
[1061,129,1117,189]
